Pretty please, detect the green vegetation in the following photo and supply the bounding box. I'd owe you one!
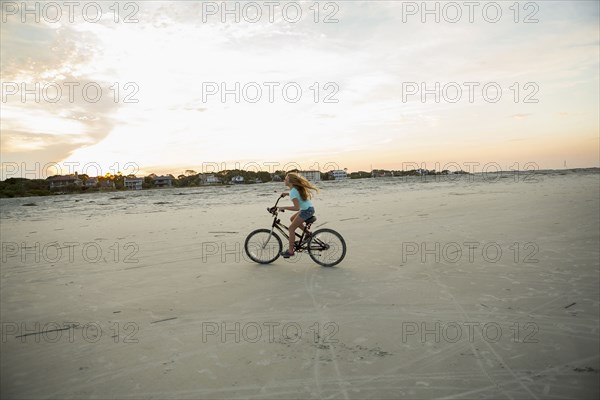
[350,171,372,179]
[0,175,119,198]
[0,178,53,198]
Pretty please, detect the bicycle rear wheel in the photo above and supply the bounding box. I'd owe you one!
[308,228,346,267]
[244,229,282,264]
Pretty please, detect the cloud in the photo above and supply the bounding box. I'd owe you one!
[1,1,599,175]
[1,16,123,166]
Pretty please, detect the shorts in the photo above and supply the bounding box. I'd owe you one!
[299,207,315,220]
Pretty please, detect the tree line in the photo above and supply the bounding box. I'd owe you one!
[0,168,468,198]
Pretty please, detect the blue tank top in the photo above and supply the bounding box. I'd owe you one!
[290,187,313,210]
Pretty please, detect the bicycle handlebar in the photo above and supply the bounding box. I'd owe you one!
[267,194,287,215]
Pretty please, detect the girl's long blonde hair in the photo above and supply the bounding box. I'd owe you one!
[287,172,319,200]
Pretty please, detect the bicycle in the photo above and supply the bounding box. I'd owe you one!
[244,195,347,267]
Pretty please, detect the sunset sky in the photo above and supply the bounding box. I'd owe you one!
[1,1,598,179]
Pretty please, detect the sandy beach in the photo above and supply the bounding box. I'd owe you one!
[1,170,599,399]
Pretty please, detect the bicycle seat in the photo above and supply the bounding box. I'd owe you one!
[305,216,317,224]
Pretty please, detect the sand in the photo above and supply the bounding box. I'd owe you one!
[1,171,599,399]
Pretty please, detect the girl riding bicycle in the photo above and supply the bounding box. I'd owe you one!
[278,172,319,258]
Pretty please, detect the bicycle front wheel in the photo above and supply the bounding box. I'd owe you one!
[308,228,346,267]
[244,229,282,264]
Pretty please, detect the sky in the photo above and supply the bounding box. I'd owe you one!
[1,0,599,179]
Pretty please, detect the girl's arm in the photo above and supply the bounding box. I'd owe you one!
[279,198,300,212]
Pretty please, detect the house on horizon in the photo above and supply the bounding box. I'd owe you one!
[84,176,115,189]
[330,170,348,180]
[84,177,98,188]
[124,177,144,190]
[231,175,244,184]
[98,179,116,189]
[47,174,82,189]
[154,175,173,187]
[300,170,321,182]
[200,174,221,185]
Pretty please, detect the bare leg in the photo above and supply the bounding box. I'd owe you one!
[290,212,299,222]
[290,212,305,230]
[288,214,305,254]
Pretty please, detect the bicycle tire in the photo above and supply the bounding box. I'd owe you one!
[308,228,346,267]
[244,229,283,264]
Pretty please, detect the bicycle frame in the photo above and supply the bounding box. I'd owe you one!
[266,195,314,251]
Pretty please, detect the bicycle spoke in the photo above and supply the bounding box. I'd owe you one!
[308,229,346,267]
[244,229,282,264]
